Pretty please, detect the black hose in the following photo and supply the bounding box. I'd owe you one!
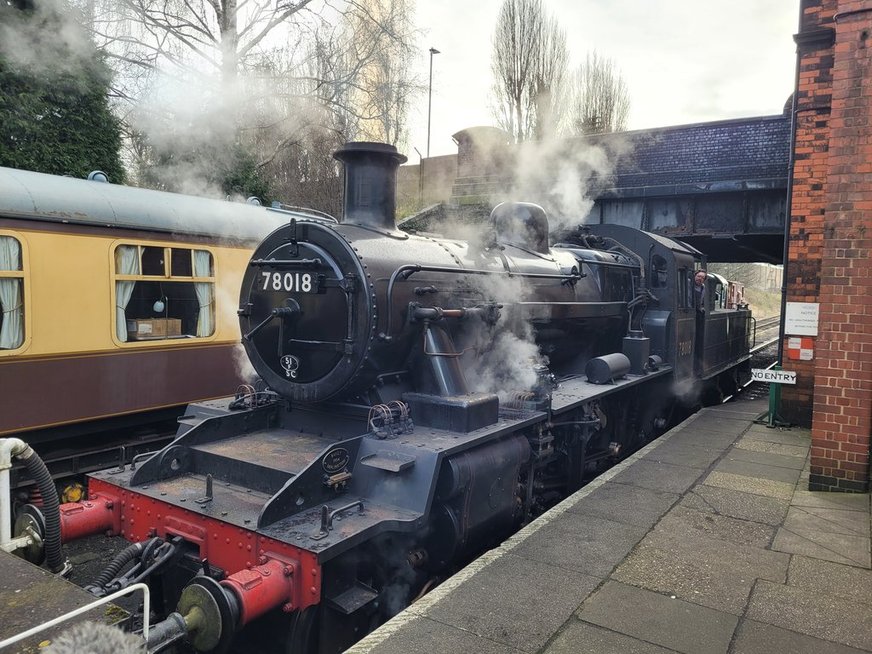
[18,447,65,573]
[90,539,154,591]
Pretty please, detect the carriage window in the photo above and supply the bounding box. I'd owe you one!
[0,235,25,351]
[114,244,215,343]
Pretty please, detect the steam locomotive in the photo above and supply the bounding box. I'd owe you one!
[10,142,752,653]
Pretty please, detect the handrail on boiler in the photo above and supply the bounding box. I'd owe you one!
[380,264,582,341]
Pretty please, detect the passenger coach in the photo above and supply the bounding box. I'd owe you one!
[0,167,320,473]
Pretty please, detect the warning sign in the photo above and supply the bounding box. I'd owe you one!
[786,337,814,361]
[752,369,797,384]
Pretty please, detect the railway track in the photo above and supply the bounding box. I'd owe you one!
[751,314,781,354]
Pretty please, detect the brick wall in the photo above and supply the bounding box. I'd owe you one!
[781,0,837,426]
[808,0,872,491]
[784,0,872,491]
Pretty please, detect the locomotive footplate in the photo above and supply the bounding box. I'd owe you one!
[88,404,545,566]
[550,365,673,415]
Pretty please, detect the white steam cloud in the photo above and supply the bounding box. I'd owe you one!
[0,0,97,77]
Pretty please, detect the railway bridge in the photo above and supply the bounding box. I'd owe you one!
[400,111,791,264]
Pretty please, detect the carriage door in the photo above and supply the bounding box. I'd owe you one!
[674,266,696,379]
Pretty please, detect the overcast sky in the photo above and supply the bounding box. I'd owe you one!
[406,0,799,158]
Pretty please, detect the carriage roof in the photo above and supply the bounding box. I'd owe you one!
[0,166,324,244]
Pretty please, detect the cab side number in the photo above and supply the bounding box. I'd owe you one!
[261,272,313,293]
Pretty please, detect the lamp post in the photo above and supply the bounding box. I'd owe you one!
[414,147,424,208]
[427,47,440,158]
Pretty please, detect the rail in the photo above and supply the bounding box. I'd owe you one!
[750,315,781,355]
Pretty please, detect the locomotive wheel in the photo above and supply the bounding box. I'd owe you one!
[284,606,319,654]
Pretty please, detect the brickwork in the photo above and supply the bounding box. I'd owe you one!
[783,0,872,491]
[780,0,837,426]
[808,0,872,491]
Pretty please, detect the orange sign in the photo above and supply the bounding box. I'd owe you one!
[786,337,813,361]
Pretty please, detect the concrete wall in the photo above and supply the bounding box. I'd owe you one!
[396,155,457,216]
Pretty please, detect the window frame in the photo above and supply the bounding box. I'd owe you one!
[110,240,218,347]
[0,231,29,356]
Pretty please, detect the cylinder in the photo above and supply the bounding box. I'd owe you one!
[622,330,651,375]
[585,353,631,384]
[221,559,295,626]
[59,497,116,541]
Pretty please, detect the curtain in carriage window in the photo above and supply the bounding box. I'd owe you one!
[115,245,140,342]
[193,250,214,337]
[0,236,23,350]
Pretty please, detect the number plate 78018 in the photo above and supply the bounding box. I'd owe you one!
[261,271,316,293]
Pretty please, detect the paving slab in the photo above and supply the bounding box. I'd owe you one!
[732,619,870,654]
[722,447,806,470]
[791,490,870,512]
[684,415,750,434]
[713,457,803,485]
[612,514,787,615]
[656,504,775,548]
[569,482,679,529]
[703,470,795,500]
[644,442,724,469]
[511,512,649,578]
[666,429,744,450]
[578,581,738,654]
[356,615,524,654]
[610,459,703,495]
[422,553,602,652]
[787,555,872,605]
[742,425,811,446]
[772,509,871,567]
[542,619,677,654]
[733,438,809,458]
[746,580,872,651]
[784,504,871,537]
[680,485,790,525]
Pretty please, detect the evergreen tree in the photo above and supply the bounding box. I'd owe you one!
[0,0,124,182]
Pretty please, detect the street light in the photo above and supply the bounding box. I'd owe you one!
[427,47,440,158]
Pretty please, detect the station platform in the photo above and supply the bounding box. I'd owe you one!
[0,550,129,652]
[348,398,872,654]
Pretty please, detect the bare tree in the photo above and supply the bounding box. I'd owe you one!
[341,0,419,147]
[490,0,568,142]
[569,51,630,135]
[84,0,419,201]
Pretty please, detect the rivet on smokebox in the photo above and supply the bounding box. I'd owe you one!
[282,603,294,613]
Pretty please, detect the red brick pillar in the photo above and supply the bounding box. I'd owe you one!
[808,0,872,492]
[781,0,837,426]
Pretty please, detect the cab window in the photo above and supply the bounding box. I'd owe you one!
[0,235,24,350]
[114,244,215,342]
[677,268,694,309]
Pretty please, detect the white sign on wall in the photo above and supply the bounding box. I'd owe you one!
[785,302,820,336]
[751,369,797,384]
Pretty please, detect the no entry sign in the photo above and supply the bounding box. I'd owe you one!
[751,369,797,384]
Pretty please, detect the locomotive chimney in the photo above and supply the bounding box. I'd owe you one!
[333,142,407,231]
